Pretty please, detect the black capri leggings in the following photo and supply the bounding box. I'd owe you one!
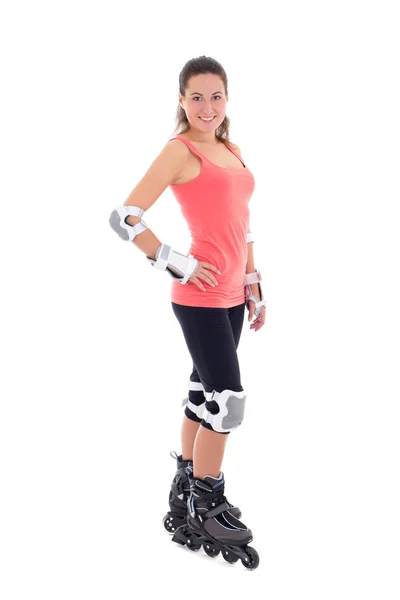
[171,301,246,434]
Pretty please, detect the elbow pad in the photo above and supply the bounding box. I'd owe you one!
[146,244,199,284]
[109,205,148,242]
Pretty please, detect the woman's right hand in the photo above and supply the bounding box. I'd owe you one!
[188,261,221,291]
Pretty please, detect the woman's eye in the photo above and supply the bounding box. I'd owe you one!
[193,96,221,101]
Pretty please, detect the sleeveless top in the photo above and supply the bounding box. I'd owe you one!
[167,135,256,308]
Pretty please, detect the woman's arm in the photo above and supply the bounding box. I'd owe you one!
[245,235,261,300]
[120,140,188,260]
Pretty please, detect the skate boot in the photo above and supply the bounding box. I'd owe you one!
[172,471,260,570]
[163,450,242,535]
[162,451,193,534]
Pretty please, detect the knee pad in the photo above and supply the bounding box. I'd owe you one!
[202,389,246,433]
[181,379,206,422]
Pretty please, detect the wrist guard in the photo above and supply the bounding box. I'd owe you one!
[146,244,199,284]
[244,270,267,317]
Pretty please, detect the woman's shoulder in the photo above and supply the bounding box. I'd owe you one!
[225,140,241,155]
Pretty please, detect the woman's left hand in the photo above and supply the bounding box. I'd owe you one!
[248,301,266,332]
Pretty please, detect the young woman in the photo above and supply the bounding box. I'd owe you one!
[109,56,266,569]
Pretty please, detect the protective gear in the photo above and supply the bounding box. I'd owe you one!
[202,388,246,433]
[181,378,206,421]
[246,231,254,243]
[109,205,148,242]
[244,270,267,318]
[146,243,199,285]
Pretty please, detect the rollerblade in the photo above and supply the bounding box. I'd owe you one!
[162,451,193,535]
[163,450,242,535]
[172,471,260,570]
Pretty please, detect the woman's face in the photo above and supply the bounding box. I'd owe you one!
[179,73,228,135]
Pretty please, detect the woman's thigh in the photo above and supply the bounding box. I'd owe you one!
[171,302,245,393]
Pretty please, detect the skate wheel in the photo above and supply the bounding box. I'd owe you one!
[203,541,220,558]
[185,537,201,551]
[241,546,260,570]
[163,515,176,535]
[222,550,239,564]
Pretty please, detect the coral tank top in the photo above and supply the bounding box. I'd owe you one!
[168,135,256,308]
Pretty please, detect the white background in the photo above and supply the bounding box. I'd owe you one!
[1,0,399,598]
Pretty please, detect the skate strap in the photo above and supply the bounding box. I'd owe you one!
[206,501,230,519]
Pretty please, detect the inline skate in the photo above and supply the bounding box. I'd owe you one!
[163,450,242,535]
[171,471,259,570]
